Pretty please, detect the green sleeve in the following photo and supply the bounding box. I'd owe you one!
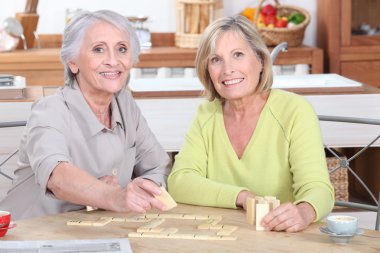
[168,109,246,208]
[289,98,335,221]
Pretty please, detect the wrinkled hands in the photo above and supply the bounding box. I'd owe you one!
[237,191,315,232]
[261,202,316,232]
[96,176,166,213]
[123,178,166,213]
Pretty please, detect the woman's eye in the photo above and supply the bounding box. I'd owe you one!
[234,52,243,58]
[210,57,220,64]
[93,47,104,53]
[119,46,128,53]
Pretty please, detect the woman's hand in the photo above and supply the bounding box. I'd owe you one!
[120,178,166,213]
[261,202,316,232]
[99,175,121,188]
[236,190,256,210]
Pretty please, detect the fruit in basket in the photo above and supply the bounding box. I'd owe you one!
[275,18,288,28]
[256,4,305,29]
[288,12,305,25]
[241,7,256,22]
[261,4,277,16]
[264,15,276,26]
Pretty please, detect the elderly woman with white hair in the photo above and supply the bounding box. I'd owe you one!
[0,10,171,219]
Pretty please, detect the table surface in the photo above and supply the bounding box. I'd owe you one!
[1,93,380,152]
[1,204,379,253]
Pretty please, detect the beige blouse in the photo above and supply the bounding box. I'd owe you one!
[0,83,171,220]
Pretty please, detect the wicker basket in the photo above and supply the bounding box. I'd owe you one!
[254,0,310,46]
[175,0,223,48]
[326,156,349,202]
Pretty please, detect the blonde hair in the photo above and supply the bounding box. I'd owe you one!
[195,15,273,101]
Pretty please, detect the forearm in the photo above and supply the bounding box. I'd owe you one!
[168,170,245,208]
[294,185,334,221]
[47,162,120,210]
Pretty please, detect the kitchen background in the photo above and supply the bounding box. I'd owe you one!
[1,0,317,46]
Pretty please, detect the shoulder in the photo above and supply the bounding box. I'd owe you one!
[268,89,316,117]
[30,89,67,116]
[30,91,69,123]
[194,99,220,129]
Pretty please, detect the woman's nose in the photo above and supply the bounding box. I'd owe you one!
[104,51,120,66]
[223,60,235,75]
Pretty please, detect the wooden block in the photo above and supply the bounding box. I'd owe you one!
[66,220,93,226]
[264,196,276,201]
[92,217,113,227]
[207,215,223,221]
[86,205,98,212]
[198,219,224,229]
[136,218,165,232]
[216,226,238,236]
[271,199,281,210]
[137,218,165,232]
[267,199,279,211]
[256,203,270,231]
[135,213,160,219]
[137,227,165,233]
[162,227,179,235]
[246,197,256,225]
[208,235,237,241]
[129,232,237,240]
[154,186,177,211]
[128,232,165,238]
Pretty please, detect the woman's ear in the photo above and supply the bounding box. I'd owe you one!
[68,61,79,74]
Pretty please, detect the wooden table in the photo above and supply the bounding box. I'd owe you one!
[1,204,379,252]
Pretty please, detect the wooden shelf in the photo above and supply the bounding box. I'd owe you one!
[0,46,323,86]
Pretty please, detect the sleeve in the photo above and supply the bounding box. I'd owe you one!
[126,94,171,188]
[168,106,247,208]
[25,97,71,194]
[288,98,335,221]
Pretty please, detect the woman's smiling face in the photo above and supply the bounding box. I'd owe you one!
[68,20,133,96]
[207,31,263,101]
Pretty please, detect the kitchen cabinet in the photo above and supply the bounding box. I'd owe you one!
[317,0,380,87]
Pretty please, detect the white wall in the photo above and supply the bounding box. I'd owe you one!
[1,0,317,46]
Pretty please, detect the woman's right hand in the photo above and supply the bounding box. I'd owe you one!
[236,190,256,210]
[119,178,166,213]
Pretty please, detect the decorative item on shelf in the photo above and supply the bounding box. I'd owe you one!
[0,18,24,52]
[15,0,39,49]
[175,0,223,48]
[253,0,310,47]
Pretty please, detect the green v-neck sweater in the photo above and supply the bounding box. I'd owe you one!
[168,89,334,221]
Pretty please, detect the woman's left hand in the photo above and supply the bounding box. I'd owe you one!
[261,202,316,232]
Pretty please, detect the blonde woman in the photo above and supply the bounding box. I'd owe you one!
[168,15,334,232]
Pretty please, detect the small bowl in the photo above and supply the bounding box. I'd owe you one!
[0,211,11,228]
[0,223,16,237]
[326,215,358,235]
